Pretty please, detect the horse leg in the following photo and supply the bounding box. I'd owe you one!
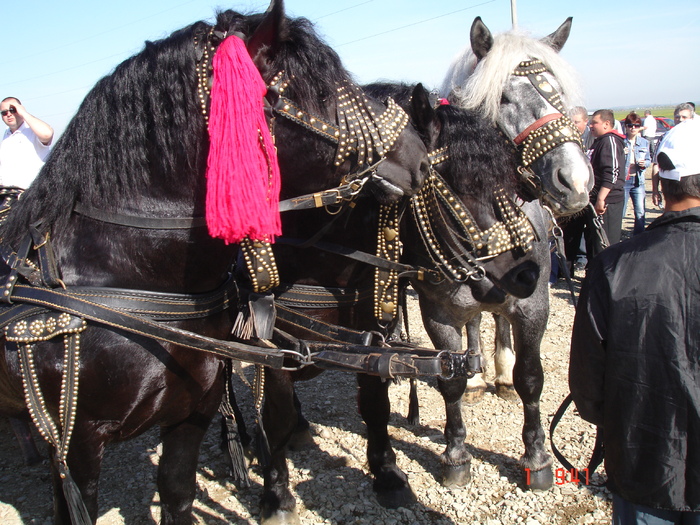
[492,314,518,402]
[286,386,314,451]
[260,368,300,525]
[510,301,553,490]
[464,313,487,405]
[9,415,43,466]
[437,375,471,487]
[357,373,415,508]
[158,414,215,524]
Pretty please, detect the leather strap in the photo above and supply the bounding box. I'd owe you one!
[6,284,285,368]
[513,113,562,145]
[275,304,374,346]
[73,202,207,230]
[276,237,435,280]
[549,393,605,485]
[61,276,238,321]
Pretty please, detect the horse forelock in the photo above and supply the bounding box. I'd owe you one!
[436,106,519,198]
[442,31,582,123]
[264,16,351,115]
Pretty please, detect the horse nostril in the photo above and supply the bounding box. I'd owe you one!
[556,167,575,192]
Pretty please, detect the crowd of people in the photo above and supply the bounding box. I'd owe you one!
[555,101,697,280]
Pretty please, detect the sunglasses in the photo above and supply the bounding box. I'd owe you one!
[1,107,17,117]
[627,124,642,128]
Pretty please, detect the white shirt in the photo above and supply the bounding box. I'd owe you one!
[0,122,52,189]
[643,115,656,139]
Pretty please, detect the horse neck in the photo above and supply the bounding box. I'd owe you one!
[276,197,379,289]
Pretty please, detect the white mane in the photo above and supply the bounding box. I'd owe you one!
[441,30,583,123]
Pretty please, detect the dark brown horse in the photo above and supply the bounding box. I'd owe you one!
[0,2,428,523]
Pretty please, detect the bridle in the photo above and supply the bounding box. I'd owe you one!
[410,147,536,283]
[500,59,583,201]
[264,70,409,180]
[194,28,412,302]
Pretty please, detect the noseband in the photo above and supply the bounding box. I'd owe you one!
[410,148,536,282]
[504,59,583,200]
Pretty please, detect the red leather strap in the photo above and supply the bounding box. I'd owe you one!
[513,113,563,145]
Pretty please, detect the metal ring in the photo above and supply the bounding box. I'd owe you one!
[437,350,454,380]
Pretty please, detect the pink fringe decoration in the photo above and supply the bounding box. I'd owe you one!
[206,35,281,244]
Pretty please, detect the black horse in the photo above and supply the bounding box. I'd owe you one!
[400,84,554,490]
[0,1,429,523]
[260,79,547,521]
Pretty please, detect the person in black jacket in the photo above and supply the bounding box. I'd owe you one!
[588,109,626,245]
[570,118,700,524]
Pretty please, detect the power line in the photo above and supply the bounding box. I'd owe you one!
[336,0,496,47]
[314,1,375,20]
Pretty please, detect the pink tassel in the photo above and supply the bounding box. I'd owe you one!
[206,35,281,244]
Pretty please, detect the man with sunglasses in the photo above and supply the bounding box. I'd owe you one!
[0,97,54,191]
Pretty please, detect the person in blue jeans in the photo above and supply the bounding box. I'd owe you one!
[622,112,651,235]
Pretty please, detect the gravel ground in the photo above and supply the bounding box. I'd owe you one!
[0,207,659,525]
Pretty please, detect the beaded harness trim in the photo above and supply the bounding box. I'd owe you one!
[410,149,536,282]
[510,59,582,167]
[501,59,584,202]
[266,71,410,169]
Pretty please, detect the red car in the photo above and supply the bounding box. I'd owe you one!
[650,116,674,145]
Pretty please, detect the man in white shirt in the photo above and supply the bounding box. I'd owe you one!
[642,110,657,157]
[0,97,54,190]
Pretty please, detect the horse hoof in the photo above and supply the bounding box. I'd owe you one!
[261,510,301,525]
[463,385,487,405]
[494,383,519,402]
[375,486,417,509]
[525,467,553,491]
[441,462,471,488]
[287,429,314,451]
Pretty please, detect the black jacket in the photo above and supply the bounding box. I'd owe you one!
[570,207,700,511]
[589,131,626,204]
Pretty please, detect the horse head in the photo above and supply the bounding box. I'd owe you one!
[243,0,429,204]
[442,17,593,217]
[375,82,543,302]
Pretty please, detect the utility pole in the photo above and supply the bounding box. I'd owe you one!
[511,0,518,29]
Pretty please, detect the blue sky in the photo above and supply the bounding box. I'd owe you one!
[4,0,699,138]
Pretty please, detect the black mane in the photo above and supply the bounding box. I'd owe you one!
[241,14,352,115]
[435,105,519,197]
[1,11,279,247]
[365,81,519,199]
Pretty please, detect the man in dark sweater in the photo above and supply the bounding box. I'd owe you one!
[588,109,626,244]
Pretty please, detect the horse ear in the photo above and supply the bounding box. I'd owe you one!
[247,0,286,76]
[541,17,572,52]
[470,17,493,61]
[410,83,439,148]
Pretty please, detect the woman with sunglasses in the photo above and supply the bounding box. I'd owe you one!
[0,97,54,192]
[623,112,651,235]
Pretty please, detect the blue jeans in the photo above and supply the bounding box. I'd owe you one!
[613,494,700,525]
[623,176,646,235]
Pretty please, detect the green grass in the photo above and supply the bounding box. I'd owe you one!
[614,107,675,120]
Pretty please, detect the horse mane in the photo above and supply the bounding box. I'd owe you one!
[1,12,255,247]
[364,82,518,198]
[435,105,519,197]
[241,14,352,115]
[441,30,582,123]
